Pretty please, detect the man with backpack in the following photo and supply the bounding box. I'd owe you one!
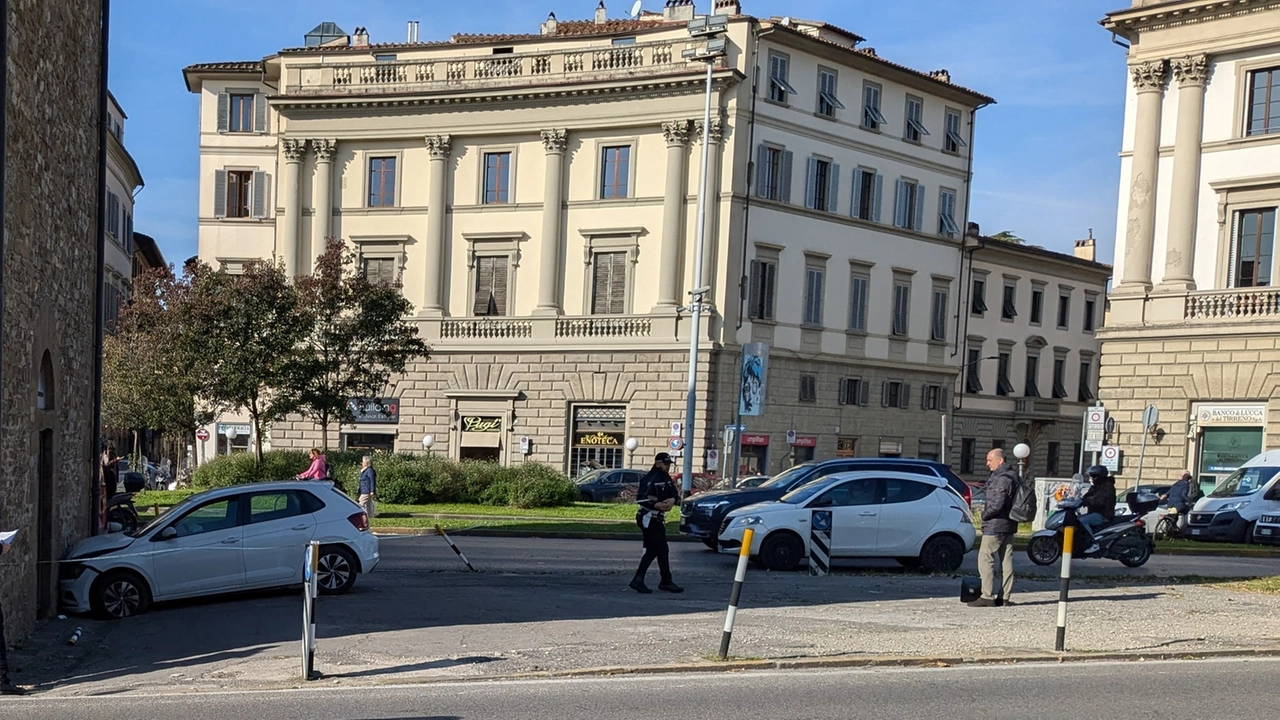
[969,448,1019,608]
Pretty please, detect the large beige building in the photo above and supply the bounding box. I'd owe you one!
[184,3,997,476]
[1100,0,1280,488]
[952,233,1111,484]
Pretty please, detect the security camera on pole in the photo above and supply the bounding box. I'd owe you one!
[677,12,729,496]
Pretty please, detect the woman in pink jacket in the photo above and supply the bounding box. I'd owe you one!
[295,448,328,481]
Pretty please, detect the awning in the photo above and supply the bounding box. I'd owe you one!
[460,432,501,448]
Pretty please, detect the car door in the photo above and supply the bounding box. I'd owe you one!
[150,495,246,599]
[875,478,943,554]
[806,478,881,555]
[599,471,625,502]
[242,490,317,586]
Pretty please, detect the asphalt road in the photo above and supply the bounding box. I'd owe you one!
[379,533,1280,579]
[6,657,1279,719]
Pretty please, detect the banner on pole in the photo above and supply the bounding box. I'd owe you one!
[739,343,769,417]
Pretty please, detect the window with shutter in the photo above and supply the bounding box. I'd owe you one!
[1078,360,1095,402]
[862,82,886,130]
[251,170,268,219]
[891,282,910,336]
[472,255,508,315]
[1001,284,1017,320]
[996,353,1015,396]
[898,383,911,409]
[362,257,397,287]
[938,189,959,237]
[226,171,252,218]
[803,267,824,326]
[944,110,967,153]
[591,252,627,315]
[930,289,948,341]
[1030,288,1044,324]
[966,348,984,394]
[905,96,929,142]
[1052,358,1068,399]
[799,375,817,403]
[971,279,988,315]
[849,272,869,331]
[749,258,777,320]
[838,378,862,406]
[1025,354,1041,398]
[854,169,878,221]
[1057,293,1071,329]
[768,52,795,103]
[1084,298,1097,331]
[817,69,844,117]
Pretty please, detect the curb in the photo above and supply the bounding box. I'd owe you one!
[372,526,1280,555]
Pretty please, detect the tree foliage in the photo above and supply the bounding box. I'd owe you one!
[990,230,1026,244]
[287,241,430,449]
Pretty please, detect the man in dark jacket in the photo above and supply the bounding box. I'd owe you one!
[630,453,683,594]
[1162,470,1196,533]
[970,448,1017,608]
[1079,465,1117,551]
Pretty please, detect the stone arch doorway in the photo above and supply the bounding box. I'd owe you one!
[33,348,58,616]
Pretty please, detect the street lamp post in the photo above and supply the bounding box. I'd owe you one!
[678,12,728,497]
[625,437,639,468]
[421,434,435,456]
[1013,442,1031,480]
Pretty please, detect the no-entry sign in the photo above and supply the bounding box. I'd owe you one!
[195,428,210,442]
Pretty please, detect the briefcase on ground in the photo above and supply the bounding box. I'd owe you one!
[959,577,981,603]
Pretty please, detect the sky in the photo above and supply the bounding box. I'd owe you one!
[110,0,1128,267]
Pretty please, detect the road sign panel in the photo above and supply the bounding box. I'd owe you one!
[1142,404,1160,429]
[785,430,797,445]
[1101,445,1121,472]
[668,436,683,451]
[671,421,683,437]
[1085,406,1107,453]
[195,428,210,442]
[706,450,719,472]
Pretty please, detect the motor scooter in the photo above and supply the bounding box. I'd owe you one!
[1026,492,1159,568]
[105,493,139,534]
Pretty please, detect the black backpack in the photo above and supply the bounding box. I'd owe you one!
[1007,475,1037,524]
[324,462,335,481]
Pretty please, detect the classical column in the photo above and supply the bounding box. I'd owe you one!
[423,134,452,317]
[693,117,724,290]
[655,120,691,312]
[534,129,567,316]
[1159,54,1210,292]
[310,138,338,272]
[278,138,308,278]
[1118,60,1168,292]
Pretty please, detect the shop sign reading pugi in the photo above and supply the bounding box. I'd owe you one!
[461,416,503,433]
[347,398,400,424]
[576,431,623,446]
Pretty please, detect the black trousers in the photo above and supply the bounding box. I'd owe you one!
[0,594,10,683]
[634,514,672,583]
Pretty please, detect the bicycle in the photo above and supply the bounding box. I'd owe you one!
[1154,507,1186,540]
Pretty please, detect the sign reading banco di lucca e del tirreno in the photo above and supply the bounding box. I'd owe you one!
[461,416,503,433]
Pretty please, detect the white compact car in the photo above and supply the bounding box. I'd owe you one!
[60,481,380,619]
[718,470,975,572]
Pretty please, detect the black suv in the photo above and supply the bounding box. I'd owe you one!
[575,468,645,503]
[679,458,970,548]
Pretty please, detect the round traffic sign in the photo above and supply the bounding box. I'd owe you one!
[668,436,683,451]
[1087,409,1105,424]
[196,428,210,442]
[1102,446,1119,461]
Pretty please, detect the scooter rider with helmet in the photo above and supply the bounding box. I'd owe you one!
[1079,465,1117,553]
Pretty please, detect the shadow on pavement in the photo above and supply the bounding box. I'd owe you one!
[1010,591,1166,607]
[326,656,500,679]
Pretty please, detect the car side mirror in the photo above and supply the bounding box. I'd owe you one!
[156,527,178,541]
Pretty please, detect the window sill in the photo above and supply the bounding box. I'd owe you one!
[1057,325,1070,331]
[814,112,838,122]
[889,333,909,340]
[215,216,265,222]
[801,323,824,331]
[364,206,403,213]
[1001,316,1016,323]
[594,196,635,203]
[859,124,882,135]
[763,98,790,109]
[927,338,947,346]
[749,317,777,326]
[902,137,924,146]
[942,149,963,158]
[970,312,986,319]
[1029,321,1042,328]
[845,328,867,336]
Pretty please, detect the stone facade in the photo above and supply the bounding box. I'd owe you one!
[0,0,103,638]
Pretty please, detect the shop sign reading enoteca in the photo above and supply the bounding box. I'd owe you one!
[1197,404,1267,427]
[461,416,503,433]
[575,431,623,446]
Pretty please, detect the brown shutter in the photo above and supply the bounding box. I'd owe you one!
[763,261,776,320]
[474,256,495,315]
[491,259,508,316]
[748,260,761,319]
[592,252,626,315]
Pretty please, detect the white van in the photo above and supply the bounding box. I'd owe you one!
[1186,450,1280,543]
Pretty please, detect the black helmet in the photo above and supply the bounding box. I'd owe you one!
[1087,465,1109,481]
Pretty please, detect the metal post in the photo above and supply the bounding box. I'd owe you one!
[718,527,753,660]
[90,0,111,534]
[302,541,320,680]
[1077,413,1088,476]
[435,524,476,572]
[728,349,744,488]
[680,58,715,497]
[1135,426,1150,486]
[1055,509,1076,652]
[940,414,947,465]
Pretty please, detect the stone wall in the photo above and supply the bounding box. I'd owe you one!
[1098,334,1280,484]
[0,0,104,638]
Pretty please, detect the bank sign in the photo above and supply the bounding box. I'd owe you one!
[1197,404,1266,427]
[347,398,400,424]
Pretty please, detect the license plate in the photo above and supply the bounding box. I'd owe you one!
[1261,528,1274,536]
[1264,516,1280,524]
[1191,529,1202,535]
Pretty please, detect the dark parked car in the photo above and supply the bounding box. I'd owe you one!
[575,468,644,503]
[679,458,970,549]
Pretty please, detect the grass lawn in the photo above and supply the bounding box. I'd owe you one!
[1213,576,1280,594]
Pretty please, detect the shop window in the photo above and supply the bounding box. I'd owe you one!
[570,406,627,476]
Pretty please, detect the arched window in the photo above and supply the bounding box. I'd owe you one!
[37,350,54,410]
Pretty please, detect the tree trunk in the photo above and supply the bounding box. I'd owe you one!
[320,411,330,452]
[249,405,264,464]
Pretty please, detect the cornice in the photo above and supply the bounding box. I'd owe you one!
[1103,0,1280,38]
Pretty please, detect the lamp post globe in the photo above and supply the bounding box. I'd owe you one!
[421,434,435,454]
[1013,442,1031,478]
[625,437,638,467]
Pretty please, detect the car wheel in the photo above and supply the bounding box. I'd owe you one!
[702,538,718,551]
[1027,535,1062,566]
[579,492,593,503]
[918,535,965,573]
[896,557,922,569]
[317,545,358,595]
[1243,522,1257,545]
[90,570,151,620]
[759,532,804,572]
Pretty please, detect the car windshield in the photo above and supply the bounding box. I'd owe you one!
[575,469,608,485]
[1210,467,1280,498]
[760,465,815,490]
[780,477,841,505]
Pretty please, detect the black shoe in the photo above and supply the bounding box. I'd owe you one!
[966,597,996,608]
[658,581,684,593]
[996,598,1014,607]
[0,681,25,696]
[629,577,652,594]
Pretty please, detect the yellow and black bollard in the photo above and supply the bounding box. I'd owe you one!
[1055,508,1076,652]
[718,528,754,660]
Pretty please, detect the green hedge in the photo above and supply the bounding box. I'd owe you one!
[190,450,576,508]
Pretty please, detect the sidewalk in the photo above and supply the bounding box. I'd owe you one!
[10,536,1280,697]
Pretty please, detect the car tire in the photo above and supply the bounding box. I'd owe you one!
[1027,535,1062,566]
[918,535,965,573]
[1242,521,1256,545]
[316,545,358,595]
[702,538,719,551]
[759,532,804,572]
[90,570,151,620]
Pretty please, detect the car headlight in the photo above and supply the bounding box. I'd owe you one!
[1221,501,1251,512]
[730,516,764,528]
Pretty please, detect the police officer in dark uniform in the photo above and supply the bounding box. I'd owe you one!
[630,453,683,594]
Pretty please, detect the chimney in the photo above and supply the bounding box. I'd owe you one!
[714,0,741,15]
[929,69,951,84]
[1074,230,1097,262]
[353,26,369,47]
[664,0,695,22]
[595,1,607,24]
[541,11,558,35]
[858,47,877,57]
[965,221,981,239]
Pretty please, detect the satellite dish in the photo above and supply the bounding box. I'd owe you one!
[630,0,642,18]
